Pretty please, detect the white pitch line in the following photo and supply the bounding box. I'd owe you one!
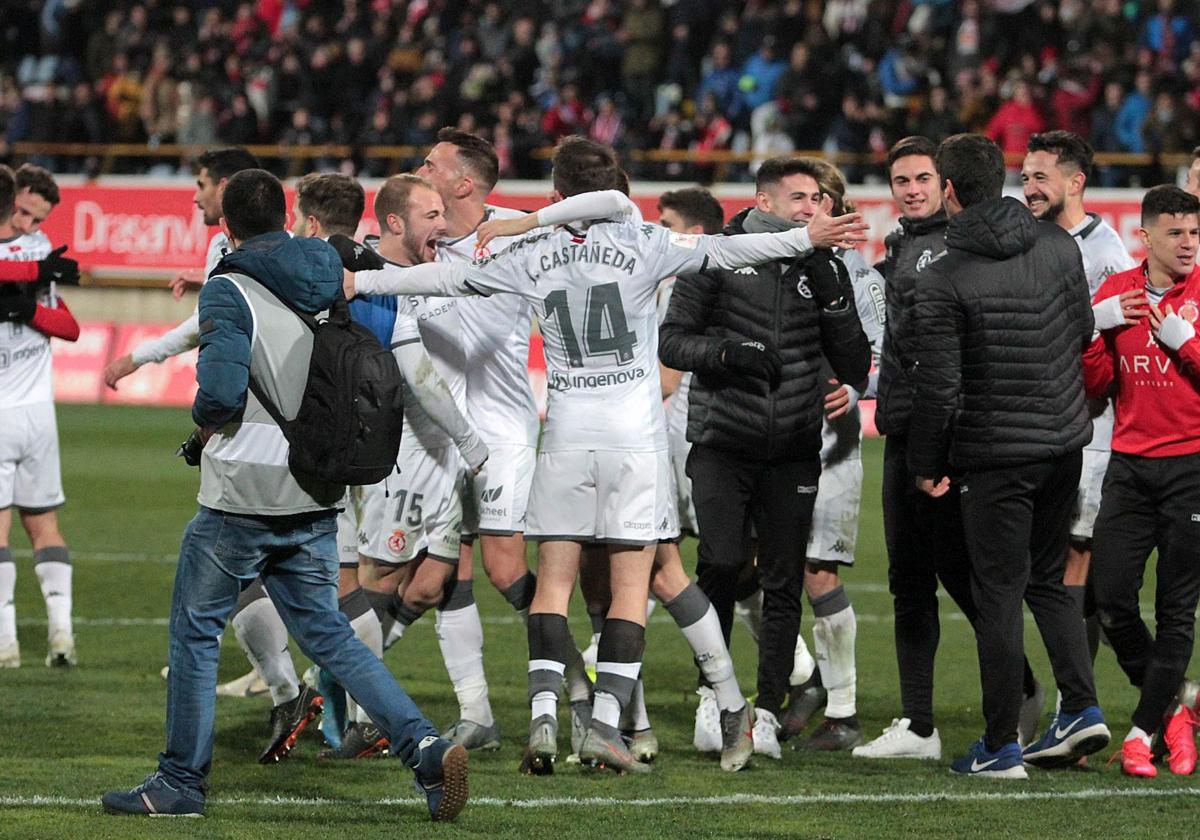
[3,788,1199,811]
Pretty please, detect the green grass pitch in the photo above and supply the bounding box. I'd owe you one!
[1,404,1197,838]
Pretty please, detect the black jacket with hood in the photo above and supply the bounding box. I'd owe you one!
[906,197,1094,475]
[658,208,872,463]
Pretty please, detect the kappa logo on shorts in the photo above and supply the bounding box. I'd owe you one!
[659,517,670,530]
[480,486,504,503]
[623,520,651,530]
[386,529,407,557]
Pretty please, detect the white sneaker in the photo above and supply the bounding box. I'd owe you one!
[852,718,941,759]
[46,629,76,667]
[217,668,270,698]
[0,636,19,668]
[752,708,782,759]
[693,687,721,753]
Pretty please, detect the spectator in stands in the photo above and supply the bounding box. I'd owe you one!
[1091,80,1129,187]
[985,79,1045,169]
[1140,0,1194,68]
[619,0,663,122]
[740,37,787,115]
[219,93,260,146]
[697,42,745,130]
[1116,70,1154,155]
[917,86,963,143]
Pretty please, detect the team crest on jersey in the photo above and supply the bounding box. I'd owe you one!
[386,529,407,557]
[796,277,813,299]
[474,244,492,261]
[1179,300,1199,324]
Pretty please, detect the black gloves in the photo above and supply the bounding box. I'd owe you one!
[176,428,206,467]
[328,234,385,271]
[720,339,782,389]
[37,246,80,286]
[0,286,36,323]
[803,249,852,310]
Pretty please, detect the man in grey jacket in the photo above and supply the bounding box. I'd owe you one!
[102,170,469,821]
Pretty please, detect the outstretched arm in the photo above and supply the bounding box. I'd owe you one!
[393,339,488,471]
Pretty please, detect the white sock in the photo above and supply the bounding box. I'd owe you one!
[231,597,299,707]
[1125,726,1151,746]
[0,560,15,641]
[620,677,652,731]
[735,590,763,643]
[531,690,559,720]
[681,604,744,713]
[813,605,857,718]
[791,630,816,686]
[349,607,382,724]
[436,599,494,727]
[384,621,408,650]
[645,597,657,618]
[593,690,622,729]
[34,560,72,637]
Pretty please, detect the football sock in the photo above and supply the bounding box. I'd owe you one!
[736,590,764,643]
[665,582,744,712]
[383,596,423,650]
[1126,726,1151,747]
[528,612,571,720]
[811,586,857,719]
[231,580,298,707]
[645,596,657,619]
[364,588,395,638]
[563,643,593,704]
[0,548,16,641]
[436,580,494,727]
[33,547,71,638]
[620,677,652,732]
[339,587,381,725]
[501,571,536,619]
[593,618,645,729]
[791,627,817,686]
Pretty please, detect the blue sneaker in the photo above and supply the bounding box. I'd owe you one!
[102,772,205,817]
[413,736,469,822]
[950,738,1028,779]
[1022,705,1110,768]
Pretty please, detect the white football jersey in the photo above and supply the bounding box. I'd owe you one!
[458,221,723,452]
[0,230,55,407]
[1071,212,1136,451]
[365,237,468,452]
[818,248,887,467]
[1070,213,1137,297]
[438,205,540,448]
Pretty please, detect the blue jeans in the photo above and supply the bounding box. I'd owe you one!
[158,506,437,791]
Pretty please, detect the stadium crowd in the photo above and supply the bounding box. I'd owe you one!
[2,1,1200,182]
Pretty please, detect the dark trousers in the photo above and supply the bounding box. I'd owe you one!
[882,435,979,732]
[958,450,1097,749]
[1092,451,1200,733]
[689,444,820,716]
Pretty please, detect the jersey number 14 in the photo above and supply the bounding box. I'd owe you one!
[543,282,637,368]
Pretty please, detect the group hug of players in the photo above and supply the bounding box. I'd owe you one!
[4,125,1200,781]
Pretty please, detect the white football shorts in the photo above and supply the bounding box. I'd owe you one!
[526,448,679,545]
[358,445,465,565]
[805,453,862,566]
[461,443,535,539]
[0,401,64,511]
[1070,446,1110,541]
[668,429,698,537]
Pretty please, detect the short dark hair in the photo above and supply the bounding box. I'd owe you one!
[436,128,500,193]
[0,164,14,224]
[15,163,59,206]
[196,147,262,184]
[755,156,824,193]
[1141,185,1200,226]
[936,134,1005,208]
[221,169,286,241]
[551,137,623,198]
[1027,130,1093,182]
[658,188,724,234]
[295,173,364,237]
[887,136,938,170]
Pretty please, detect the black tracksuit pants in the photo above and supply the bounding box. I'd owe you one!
[958,450,1098,749]
[689,443,820,717]
[883,436,1040,734]
[1092,451,1200,734]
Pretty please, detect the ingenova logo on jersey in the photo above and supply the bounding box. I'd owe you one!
[549,367,646,391]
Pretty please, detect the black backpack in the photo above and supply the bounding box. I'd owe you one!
[244,280,404,487]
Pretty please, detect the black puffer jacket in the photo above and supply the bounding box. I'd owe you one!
[874,209,948,437]
[907,197,1093,475]
[658,210,872,463]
